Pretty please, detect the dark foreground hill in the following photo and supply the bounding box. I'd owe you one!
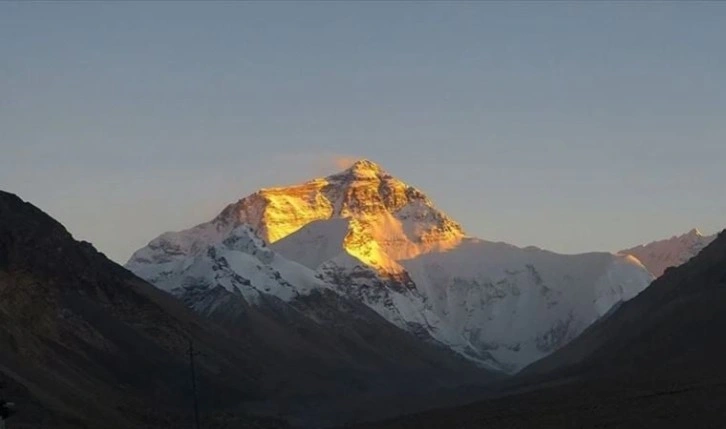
[357,230,726,429]
[0,190,290,428]
[0,190,490,428]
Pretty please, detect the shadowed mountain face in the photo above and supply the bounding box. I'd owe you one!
[0,190,490,428]
[357,230,726,429]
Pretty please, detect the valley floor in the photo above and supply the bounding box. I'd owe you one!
[352,380,726,429]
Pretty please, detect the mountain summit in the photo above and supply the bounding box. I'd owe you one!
[128,160,652,372]
[331,159,389,179]
[214,159,464,274]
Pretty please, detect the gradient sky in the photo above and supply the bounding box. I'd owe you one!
[2,2,725,263]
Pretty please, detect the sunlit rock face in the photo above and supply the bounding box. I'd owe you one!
[215,160,465,274]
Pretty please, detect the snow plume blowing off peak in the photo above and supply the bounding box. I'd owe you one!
[127,159,653,373]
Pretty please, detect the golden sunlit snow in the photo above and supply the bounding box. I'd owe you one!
[225,160,465,275]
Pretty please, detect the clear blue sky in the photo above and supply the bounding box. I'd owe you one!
[2,2,725,263]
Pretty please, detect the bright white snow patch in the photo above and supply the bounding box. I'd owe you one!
[127,225,328,303]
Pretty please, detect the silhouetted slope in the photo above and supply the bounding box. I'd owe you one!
[0,190,281,428]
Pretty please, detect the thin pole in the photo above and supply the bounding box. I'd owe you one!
[189,339,201,429]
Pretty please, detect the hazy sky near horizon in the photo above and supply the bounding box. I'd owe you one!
[2,2,725,263]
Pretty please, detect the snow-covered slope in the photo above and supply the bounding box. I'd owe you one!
[619,229,716,278]
[127,160,654,373]
[273,221,652,372]
[126,225,328,305]
[399,241,651,371]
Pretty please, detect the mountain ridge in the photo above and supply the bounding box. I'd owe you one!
[619,228,716,277]
[128,160,653,373]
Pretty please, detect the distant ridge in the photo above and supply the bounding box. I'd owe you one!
[620,228,716,277]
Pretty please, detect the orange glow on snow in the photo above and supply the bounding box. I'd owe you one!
[235,160,465,275]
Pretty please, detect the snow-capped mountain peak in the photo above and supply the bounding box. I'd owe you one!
[127,159,654,373]
[210,160,465,276]
[329,159,388,180]
[688,227,703,237]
